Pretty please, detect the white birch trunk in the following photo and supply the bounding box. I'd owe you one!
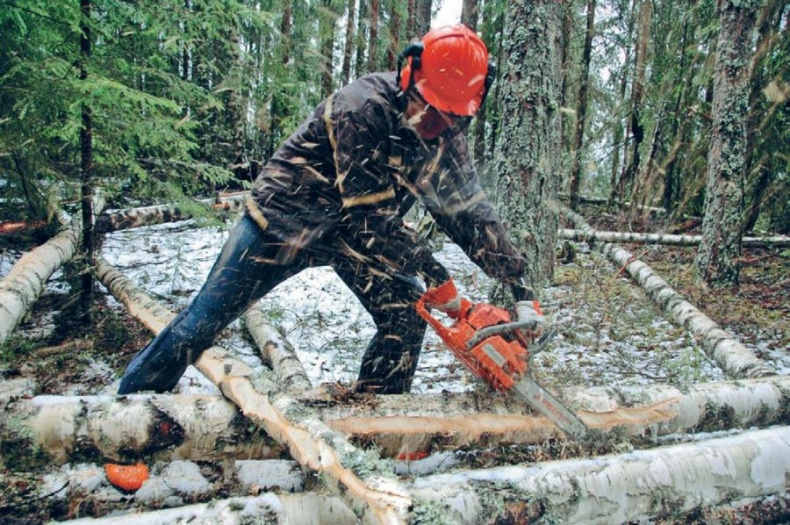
[7,375,787,465]
[96,193,247,233]
[244,304,312,394]
[559,206,772,379]
[559,228,790,248]
[0,394,281,467]
[95,256,412,525]
[410,426,790,524]
[0,219,81,344]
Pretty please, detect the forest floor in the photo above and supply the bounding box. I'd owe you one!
[0,204,788,524]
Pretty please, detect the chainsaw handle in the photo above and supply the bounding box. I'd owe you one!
[415,296,454,341]
[466,320,538,348]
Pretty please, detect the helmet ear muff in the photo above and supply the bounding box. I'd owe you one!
[396,42,424,92]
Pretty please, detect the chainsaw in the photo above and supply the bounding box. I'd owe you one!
[415,294,589,439]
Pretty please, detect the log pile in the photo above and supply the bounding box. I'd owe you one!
[1,202,787,524]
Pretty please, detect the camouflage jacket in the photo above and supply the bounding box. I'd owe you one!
[247,72,527,291]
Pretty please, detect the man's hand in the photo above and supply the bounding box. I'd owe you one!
[422,279,468,319]
[515,300,545,343]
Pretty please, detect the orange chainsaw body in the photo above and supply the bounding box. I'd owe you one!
[416,299,528,392]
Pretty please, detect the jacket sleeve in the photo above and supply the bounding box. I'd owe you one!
[417,132,528,289]
[325,92,450,286]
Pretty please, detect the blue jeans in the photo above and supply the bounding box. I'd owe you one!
[118,213,426,394]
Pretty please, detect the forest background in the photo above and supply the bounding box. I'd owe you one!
[1,0,788,292]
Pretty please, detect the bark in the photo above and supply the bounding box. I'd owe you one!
[410,426,790,524]
[460,0,479,29]
[495,0,563,289]
[568,0,597,211]
[560,207,773,379]
[0,394,281,469]
[95,258,413,524]
[695,0,758,287]
[559,228,790,248]
[95,193,247,233]
[368,0,380,71]
[0,218,81,344]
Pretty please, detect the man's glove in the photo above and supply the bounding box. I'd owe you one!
[515,300,545,343]
[422,279,470,320]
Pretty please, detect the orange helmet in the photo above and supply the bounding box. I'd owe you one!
[398,25,489,116]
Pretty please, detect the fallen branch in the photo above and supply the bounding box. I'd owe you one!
[95,256,412,524]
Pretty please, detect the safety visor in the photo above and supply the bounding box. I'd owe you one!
[410,91,472,138]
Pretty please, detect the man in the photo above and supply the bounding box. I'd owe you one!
[118,24,544,396]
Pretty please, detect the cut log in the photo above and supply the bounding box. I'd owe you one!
[95,256,413,524]
[559,206,772,379]
[560,228,790,248]
[0,393,282,468]
[95,193,247,233]
[410,426,790,524]
[0,218,81,344]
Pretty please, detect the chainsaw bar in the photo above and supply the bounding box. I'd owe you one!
[512,375,588,439]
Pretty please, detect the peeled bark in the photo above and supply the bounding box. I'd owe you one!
[559,206,772,379]
[95,257,412,524]
[559,228,790,248]
[0,218,81,344]
[410,426,790,524]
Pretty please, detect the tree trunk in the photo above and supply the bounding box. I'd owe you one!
[0,218,81,344]
[411,426,790,524]
[368,0,380,71]
[495,0,563,290]
[568,0,597,211]
[616,0,651,204]
[460,0,479,29]
[5,375,789,466]
[559,228,790,248]
[0,394,282,469]
[695,0,758,287]
[340,0,356,84]
[79,0,95,326]
[414,0,432,36]
[320,0,337,98]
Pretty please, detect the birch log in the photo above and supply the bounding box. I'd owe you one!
[0,394,281,468]
[95,257,413,525]
[559,206,772,379]
[559,228,790,248]
[410,426,790,525]
[95,193,247,233]
[244,304,312,394]
[6,375,787,465]
[0,219,81,344]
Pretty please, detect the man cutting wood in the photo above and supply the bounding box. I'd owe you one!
[118,24,545,396]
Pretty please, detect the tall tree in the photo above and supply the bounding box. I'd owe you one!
[79,0,95,325]
[695,0,759,287]
[568,0,597,210]
[495,0,563,291]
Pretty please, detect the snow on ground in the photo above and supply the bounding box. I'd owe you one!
[99,219,739,397]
